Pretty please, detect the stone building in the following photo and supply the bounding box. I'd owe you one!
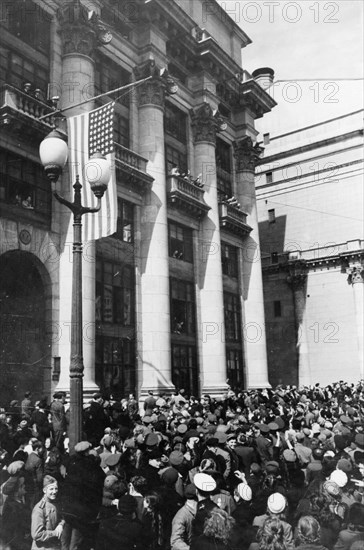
[0,0,275,404]
[256,108,364,387]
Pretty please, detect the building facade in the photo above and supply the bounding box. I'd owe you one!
[0,0,275,404]
[256,109,364,387]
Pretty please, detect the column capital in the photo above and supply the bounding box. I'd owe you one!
[58,0,110,56]
[134,61,178,108]
[347,263,364,285]
[190,103,226,145]
[233,136,264,173]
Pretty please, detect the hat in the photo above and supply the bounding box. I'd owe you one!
[193,473,217,492]
[259,424,270,434]
[161,467,179,486]
[337,458,353,474]
[118,495,137,515]
[206,437,219,447]
[19,420,28,428]
[184,484,197,499]
[143,415,152,424]
[274,417,285,430]
[355,433,364,449]
[323,480,340,497]
[145,433,159,447]
[169,450,184,466]
[104,474,118,489]
[236,483,252,502]
[330,469,348,488]
[6,461,24,476]
[340,415,352,425]
[267,493,286,514]
[207,414,217,423]
[307,462,323,473]
[266,461,279,473]
[43,475,57,488]
[283,449,297,463]
[92,392,102,400]
[177,424,188,435]
[334,435,347,450]
[74,441,92,453]
[104,453,121,467]
[124,438,136,449]
[312,448,324,461]
[268,422,279,432]
[251,463,262,474]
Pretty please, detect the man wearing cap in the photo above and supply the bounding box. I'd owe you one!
[21,391,33,422]
[84,393,108,447]
[50,392,67,450]
[31,475,65,550]
[191,473,218,544]
[171,484,198,550]
[144,390,157,415]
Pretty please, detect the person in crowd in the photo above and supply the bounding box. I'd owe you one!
[295,516,330,550]
[50,393,67,451]
[190,508,235,550]
[1,474,30,550]
[31,475,64,550]
[250,517,290,550]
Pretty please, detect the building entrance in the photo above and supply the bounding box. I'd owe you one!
[0,251,48,405]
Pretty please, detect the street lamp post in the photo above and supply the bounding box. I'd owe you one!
[39,129,110,451]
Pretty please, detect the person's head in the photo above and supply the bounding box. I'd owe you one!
[43,476,58,501]
[257,517,287,550]
[118,495,137,518]
[296,516,321,546]
[234,482,253,504]
[44,437,54,450]
[129,475,147,496]
[203,508,235,545]
[347,503,364,530]
[2,475,26,500]
[267,493,287,518]
[143,491,162,514]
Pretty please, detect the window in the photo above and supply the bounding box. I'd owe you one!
[114,113,130,148]
[263,133,270,145]
[224,293,241,342]
[274,301,282,317]
[95,336,135,399]
[96,261,134,326]
[0,149,51,217]
[165,144,188,175]
[114,200,134,242]
[95,55,130,107]
[268,209,276,223]
[2,1,51,54]
[221,243,238,278]
[266,172,273,184]
[164,104,187,143]
[271,252,279,264]
[169,222,193,262]
[171,344,197,396]
[226,348,244,390]
[0,50,48,93]
[170,279,195,335]
[216,138,232,198]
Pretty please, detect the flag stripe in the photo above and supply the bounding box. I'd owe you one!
[67,102,117,242]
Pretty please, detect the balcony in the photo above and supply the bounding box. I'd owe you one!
[167,174,210,219]
[219,202,252,236]
[0,84,56,139]
[114,143,154,195]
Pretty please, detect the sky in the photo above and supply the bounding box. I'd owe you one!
[216,0,364,135]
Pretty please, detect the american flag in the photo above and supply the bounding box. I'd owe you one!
[67,101,117,241]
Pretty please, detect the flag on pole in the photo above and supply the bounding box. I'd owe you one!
[67,101,117,242]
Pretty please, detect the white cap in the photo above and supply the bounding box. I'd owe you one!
[237,483,252,502]
[329,469,348,488]
[193,473,217,492]
[267,492,286,514]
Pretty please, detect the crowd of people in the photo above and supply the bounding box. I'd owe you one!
[0,380,364,550]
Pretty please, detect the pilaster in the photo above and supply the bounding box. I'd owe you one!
[346,261,364,379]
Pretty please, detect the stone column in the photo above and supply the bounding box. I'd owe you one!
[287,260,310,387]
[136,62,175,397]
[233,137,270,388]
[191,103,228,396]
[56,2,100,397]
[347,262,364,379]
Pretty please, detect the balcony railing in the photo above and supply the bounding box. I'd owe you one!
[0,84,56,136]
[219,202,252,236]
[167,174,210,219]
[114,143,153,194]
